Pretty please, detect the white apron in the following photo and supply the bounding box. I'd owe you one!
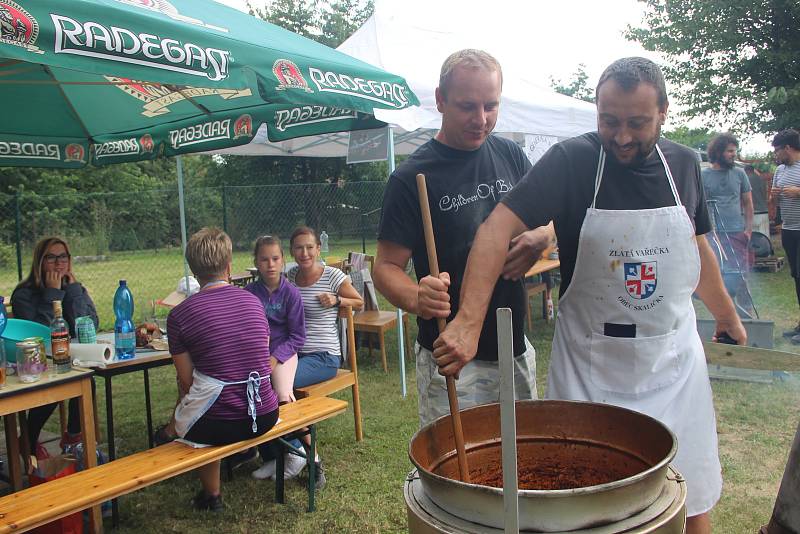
[174,369,266,438]
[546,146,722,516]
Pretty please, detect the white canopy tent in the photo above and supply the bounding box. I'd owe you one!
[212,0,597,158]
[211,0,598,395]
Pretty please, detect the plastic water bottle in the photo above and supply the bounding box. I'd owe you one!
[113,280,136,360]
[320,230,329,256]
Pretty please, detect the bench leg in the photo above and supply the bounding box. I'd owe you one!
[307,425,316,513]
[275,444,285,504]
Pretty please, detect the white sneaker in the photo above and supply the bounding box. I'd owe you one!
[283,453,307,479]
[251,460,277,480]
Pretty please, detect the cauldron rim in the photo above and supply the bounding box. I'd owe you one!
[408,399,678,497]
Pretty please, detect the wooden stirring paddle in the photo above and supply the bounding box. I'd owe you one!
[415,172,470,483]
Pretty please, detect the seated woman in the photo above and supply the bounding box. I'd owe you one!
[155,228,279,511]
[12,237,99,459]
[245,235,305,479]
[282,226,363,478]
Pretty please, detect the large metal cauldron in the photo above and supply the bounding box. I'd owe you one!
[409,400,677,532]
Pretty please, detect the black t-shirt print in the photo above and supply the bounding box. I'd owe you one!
[378,135,532,360]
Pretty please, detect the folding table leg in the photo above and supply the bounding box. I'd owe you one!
[3,414,22,491]
[104,376,120,527]
[144,369,154,448]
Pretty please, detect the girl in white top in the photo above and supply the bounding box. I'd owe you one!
[288,226,363,388]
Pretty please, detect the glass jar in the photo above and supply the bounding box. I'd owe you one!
[17,339,46,383]
[24,336,47,363]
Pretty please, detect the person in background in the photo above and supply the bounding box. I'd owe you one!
[771,130,800,343]
[153,228,278,511]
[284,226,362,483]
[12,236,99,459]
[372,49,545,428]
[436,57,745,534]
[745,164,770,238]
[245,235,305,480]
[702,133,754,289]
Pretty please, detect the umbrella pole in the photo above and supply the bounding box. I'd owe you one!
[176,156,190,287]
[388,127,408,398]
[415,172,470,483]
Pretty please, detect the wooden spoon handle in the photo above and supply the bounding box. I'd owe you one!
[416,172,470,483]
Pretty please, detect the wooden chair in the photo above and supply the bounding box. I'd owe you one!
[294,306,363,441]
[346,253,412,373]
[524,248,559,331]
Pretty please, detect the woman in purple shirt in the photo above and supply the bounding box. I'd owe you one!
[155,228,278,512]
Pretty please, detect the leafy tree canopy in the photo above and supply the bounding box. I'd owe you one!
[550,64,595,103]
[662,126,715,152]
[627,0,800,135]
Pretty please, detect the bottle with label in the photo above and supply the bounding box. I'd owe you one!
[50,300,71,373]
[320,230,329,257]
[114,280,136,360]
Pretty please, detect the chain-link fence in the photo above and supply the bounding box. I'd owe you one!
[0,181,386,329]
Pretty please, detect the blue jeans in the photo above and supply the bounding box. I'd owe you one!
[293,351,340,388]
[258,352,339,462]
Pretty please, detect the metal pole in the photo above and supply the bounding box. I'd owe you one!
[14,191,22,281]
[222,184,229,234]
[388,127,407,398]
[361,210,366,254]
[497,308,519,534]
[177,156,190,286]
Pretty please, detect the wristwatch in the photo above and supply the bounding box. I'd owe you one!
[335,294,341,307]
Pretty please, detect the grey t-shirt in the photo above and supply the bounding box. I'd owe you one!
[701,166,751,233]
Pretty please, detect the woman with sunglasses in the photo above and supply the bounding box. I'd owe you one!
[12,236,99,459]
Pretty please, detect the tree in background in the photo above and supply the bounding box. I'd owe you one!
[628,0,800,134]
[550,64,595,103]
[662,126,715,152]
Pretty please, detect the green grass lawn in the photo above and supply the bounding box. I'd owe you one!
[17,239,800,532]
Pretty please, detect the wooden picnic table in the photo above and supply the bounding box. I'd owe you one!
[0,366,101,533]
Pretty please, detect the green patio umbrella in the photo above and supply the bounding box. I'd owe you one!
[0,0,417,282]
[0,0,417,168]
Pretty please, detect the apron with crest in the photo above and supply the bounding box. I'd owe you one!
[546,146,722,515]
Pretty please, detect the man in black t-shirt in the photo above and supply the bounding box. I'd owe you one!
[434,57,745,534]
[373,49,551,426]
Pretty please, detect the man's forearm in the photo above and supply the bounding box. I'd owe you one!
[457,211,520,328]
[695,235,738,320]
[373,262,422,314]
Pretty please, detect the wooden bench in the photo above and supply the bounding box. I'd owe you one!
[0,396,347,533]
